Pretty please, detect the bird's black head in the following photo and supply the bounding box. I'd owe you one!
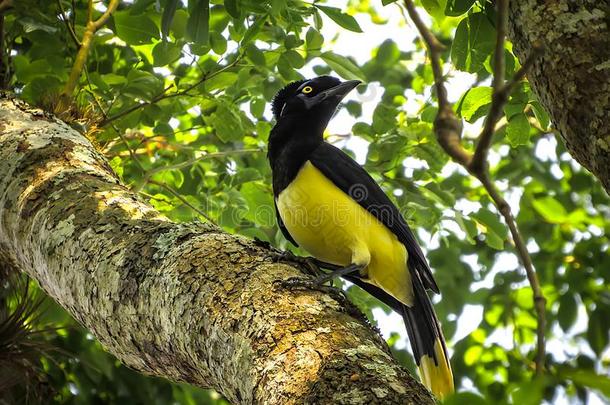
[271,76,361,130]
[267,76,361,178]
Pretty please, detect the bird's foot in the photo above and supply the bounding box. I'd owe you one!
[272,251,326,278]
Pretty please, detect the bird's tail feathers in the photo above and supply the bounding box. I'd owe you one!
[402,274,454,399]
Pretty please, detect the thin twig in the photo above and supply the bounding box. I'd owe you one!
[147,180,216,224]
[138,148,263,189]
[403,0,546,374]
[403,0,470,167]
[99,57,243,127]
[477,173,546,374]
[56,0,81,46]
[470,40,543,172]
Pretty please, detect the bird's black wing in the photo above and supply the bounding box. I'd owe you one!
[274,200,298,246]
[309,142,439,293]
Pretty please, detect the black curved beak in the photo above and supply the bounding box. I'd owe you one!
[321,80,362,100]
[303,80,362,109]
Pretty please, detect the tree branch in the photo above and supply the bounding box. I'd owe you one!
[99,57,242,127]
[61,0,119,100]
[147,179,217,224]
[56,0,81,47]
[403,0,546,374]
[403,0,471,167]
[470,43,544,173]
[0,0,12,13]
[140,148,263,188]
[0,96,435,405]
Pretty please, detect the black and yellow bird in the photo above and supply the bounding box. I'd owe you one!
[267,76,454,398]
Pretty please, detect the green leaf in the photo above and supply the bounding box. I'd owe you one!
[443,392,487,405]
[451,13,495,73]
[124,70,162,101]
[587,307,609,355]
[240,182,274,225]
[320,52,366,81]
[232,168,261,186]
[511,379,545,405]
[306,28,324,51]
[205,72,238,92]
[451,17,469,70]
[381,0,398,4]
[530,100,550,130]
[170,9,188,39]
[113,12,159,45]
[559,367,610,397]
[161,0,180,40]
[454,212,478,243]
[558,293,578,332]
[484,230,504,250]
[456,86,493,122]
[152,42,182,66]
[210,32,227,54]
[313,8,323,30]
[224,0,240,19]
[245,44,266,66]
[445,0,477,16]
[109,156,124,179]
[205,103,244,142]
[18,17,58,34]
[250,97,265,118]
[376,40,400,66]
[284,34,302,49]
[241,15,267,45]
[503,100,527,120]
[506,113,531,146]
[283,50,305,69]
[315,5,363,33]
[372,103,398,134]
[472,208,508,239]
[421,0,447,22]
[187,0,210,45]
[531,196,567,223]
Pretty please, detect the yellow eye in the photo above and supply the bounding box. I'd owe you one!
[302,86,313,94]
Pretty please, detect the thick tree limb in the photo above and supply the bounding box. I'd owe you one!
[403,0,546,374]
[508,0,610,194]
[0,96,433,404]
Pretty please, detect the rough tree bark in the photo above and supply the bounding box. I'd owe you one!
[0,96,434,404]
[508,0,610,193]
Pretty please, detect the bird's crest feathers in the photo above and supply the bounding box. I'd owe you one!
[271,79,306,119]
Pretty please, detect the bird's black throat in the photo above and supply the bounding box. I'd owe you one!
[268,116,325,197]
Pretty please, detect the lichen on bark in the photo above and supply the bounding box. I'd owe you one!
[0,96,434,404]
[508,0,610,193]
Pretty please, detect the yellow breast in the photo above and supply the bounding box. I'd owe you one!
[276,161,413,305]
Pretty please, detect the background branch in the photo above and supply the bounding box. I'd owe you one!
[403,0,546,374]
[61,0,119,101]
[99,57,243,127]
[0,0,12,13]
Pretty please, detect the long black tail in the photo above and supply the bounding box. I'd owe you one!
[344,274,454,398]
[402,272,453,398]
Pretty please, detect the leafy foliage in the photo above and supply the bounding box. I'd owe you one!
[1,0,609,404]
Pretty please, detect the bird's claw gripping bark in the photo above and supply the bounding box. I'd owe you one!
[272,251,326,278]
